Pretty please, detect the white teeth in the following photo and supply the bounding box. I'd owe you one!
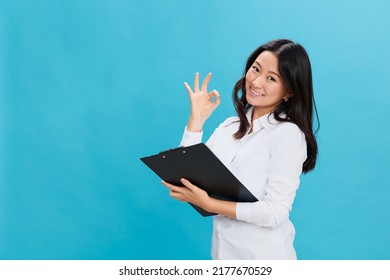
[250,88,265,96]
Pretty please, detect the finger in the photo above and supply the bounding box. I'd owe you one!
[184,82,193,96]
[209,90,221,108]
[194,72,200,93]
[180,178,196,191]
[209,90,220,99]
[170,190,180,197]
[162,180,183,193]
[201,72,212,92]
[170,191,187,202]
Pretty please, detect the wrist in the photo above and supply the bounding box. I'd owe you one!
[204,197,237,219]
[203,196,215,213]
[187,118,204,132]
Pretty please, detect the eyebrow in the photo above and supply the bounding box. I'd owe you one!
[254,60,280,78]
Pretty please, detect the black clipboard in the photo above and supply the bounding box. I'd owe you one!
[140,143,258,217]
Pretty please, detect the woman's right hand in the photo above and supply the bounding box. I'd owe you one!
[184,72,221,132]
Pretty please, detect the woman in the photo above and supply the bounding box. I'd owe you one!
[162,39,319,259]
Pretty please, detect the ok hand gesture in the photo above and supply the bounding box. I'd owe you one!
[184,72,221,132]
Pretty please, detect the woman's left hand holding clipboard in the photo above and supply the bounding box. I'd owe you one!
[162,178,236,218]
[162,178,212,212]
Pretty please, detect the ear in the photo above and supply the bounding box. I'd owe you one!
[283,91,293,102]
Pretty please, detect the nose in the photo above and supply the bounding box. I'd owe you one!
[251,74,265,88]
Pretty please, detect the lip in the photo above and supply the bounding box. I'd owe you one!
[250,87,265,97]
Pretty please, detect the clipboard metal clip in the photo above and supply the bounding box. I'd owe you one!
[159,146,185,155]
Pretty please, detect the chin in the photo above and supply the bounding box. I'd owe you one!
[245,93,260,107]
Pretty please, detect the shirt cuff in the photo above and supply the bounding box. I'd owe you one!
[236,202,252,223]
[179,126,203,147]
[236,201,278,227]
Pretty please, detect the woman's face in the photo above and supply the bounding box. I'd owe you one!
[245,51,290,119]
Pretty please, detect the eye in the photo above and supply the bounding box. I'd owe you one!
[251,65,260,72]
[267,76,276,82]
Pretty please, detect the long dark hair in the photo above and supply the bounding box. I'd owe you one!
[232,39,319,173]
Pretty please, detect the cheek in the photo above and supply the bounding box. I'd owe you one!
[245,72,253,86]
[270,86,286,99]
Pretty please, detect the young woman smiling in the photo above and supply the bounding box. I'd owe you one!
[162,39,319,260]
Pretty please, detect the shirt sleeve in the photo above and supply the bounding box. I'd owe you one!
[180,117,236,148]
[179,126,203,147]
[236,124,307,228]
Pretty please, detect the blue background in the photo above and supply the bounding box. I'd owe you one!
[1,0,389,259]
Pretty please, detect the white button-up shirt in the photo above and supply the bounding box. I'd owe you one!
[180,109,307,259]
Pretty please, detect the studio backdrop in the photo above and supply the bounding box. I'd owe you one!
[1,0,389,259]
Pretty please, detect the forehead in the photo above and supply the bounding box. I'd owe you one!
[254,51,279,70]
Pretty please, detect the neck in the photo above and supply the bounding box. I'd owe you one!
[252,108,271,120]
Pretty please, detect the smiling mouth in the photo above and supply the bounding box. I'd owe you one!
[250,87,265,97]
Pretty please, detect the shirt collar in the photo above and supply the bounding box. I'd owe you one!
[246,108,281,133]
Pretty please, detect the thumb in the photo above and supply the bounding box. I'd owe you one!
[180,178,196,190]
